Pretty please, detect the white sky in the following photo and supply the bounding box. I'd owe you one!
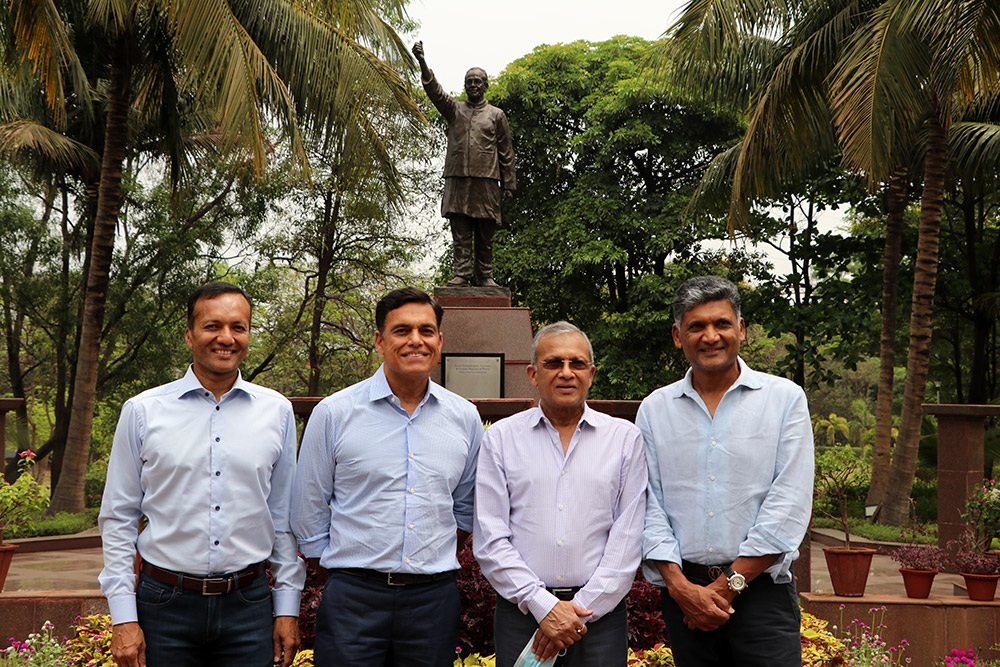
[406,0,687,93]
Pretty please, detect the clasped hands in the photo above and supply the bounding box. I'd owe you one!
[532,600,592,661]
[673,577,735,632]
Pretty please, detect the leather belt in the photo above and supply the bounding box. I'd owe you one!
[547,586,581,601]
[335,568,456,586]
[140,560,266,595]
[682,560,727,582]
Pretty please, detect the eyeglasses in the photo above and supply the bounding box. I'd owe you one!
[539,358,592,371]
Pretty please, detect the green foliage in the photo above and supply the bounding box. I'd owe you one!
[814,445,871,548]
[4,510,96,539]
[801,611,847,667]
[487,37,749,398]
[85,456,109,509]
[63,614,113,667]
[0,620,68,667]
[961,479,1000,551]
[0,452,47,542]
[810,517,938,545]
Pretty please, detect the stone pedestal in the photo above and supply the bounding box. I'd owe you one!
[925,404,1000,551]
[433,286,536,399]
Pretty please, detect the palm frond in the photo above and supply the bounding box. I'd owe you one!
[0,118,100,176]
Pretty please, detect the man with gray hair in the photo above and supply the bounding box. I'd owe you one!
[639,276,814,666]
[475,322,647,667]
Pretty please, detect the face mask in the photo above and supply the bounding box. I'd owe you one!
[513,631,559,667]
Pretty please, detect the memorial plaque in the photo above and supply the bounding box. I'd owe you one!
[441,353,505,399]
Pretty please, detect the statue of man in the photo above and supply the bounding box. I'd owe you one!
[413,41,516,288]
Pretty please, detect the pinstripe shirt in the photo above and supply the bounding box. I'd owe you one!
[291,366,482,574]
[474,405,647,623]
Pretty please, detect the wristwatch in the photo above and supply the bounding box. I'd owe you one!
[724,567,747,593]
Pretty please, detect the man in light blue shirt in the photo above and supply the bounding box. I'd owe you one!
[99,282,305,667]
[640,276,813,667]
[291,287,483,667]
[475,322,647,667]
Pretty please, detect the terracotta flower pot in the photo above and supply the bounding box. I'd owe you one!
[823,546,876,597]
[961,572,1000,601]
[0,544,19,592]
[899,567,937,599]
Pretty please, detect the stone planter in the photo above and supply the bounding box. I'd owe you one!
[823,546,876,597]
[899,567,937,599]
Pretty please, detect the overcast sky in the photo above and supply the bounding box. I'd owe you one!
[405,0,688,92]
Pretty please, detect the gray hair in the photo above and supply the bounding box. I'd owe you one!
[530,321,595,366]
[673,276,741,327]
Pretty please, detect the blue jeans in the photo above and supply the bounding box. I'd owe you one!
[313,570,460,667]
[494,596,628,667]
[136,570,273,667]
[659,575,801,667]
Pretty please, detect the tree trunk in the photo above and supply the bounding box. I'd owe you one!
[867,168,907,506]
[308,189,341,396]
[878,101,948,526]
[47,38,131,515]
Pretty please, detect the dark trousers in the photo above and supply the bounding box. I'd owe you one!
[136,571,273,667]
[494,595,628,667]
[313,570,460,667]
[660,575,801,667]
[450,215,498,281]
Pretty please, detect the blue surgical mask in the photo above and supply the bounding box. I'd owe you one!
[513,632,558,667]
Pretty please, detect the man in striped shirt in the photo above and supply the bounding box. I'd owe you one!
[474,322,647,667]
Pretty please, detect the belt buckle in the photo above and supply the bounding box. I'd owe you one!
[201,577,230,595]
[550,587,573,595]
[386,572,405,586]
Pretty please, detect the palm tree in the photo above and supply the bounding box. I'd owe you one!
[830,0,1000,524]
[2,0,423,514]
[653,0,911,507]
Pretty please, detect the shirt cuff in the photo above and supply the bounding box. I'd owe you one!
[525,588,559,624]
[295,536,329,560]
[272,589,302,617]
[108,594,138,625]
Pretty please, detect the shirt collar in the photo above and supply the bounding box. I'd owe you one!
[368,364,438,405]
[672,357,760,399]
[530,402,595,430]
[176,365,254,400]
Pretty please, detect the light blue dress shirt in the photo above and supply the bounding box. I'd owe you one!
[99,367,305,624]
[474,405,647,623]
[291,366,482,574]
[639,358,814,586]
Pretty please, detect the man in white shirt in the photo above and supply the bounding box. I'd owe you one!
[475,321,647,667]
[99,282,305,667]
[640,276,814,667]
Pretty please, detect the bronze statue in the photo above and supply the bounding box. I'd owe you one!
[413,41,516,288]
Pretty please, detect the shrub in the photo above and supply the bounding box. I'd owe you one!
[64,614,114,667]
[0,620,68,666]
[626,571,666,650]
[4,511,96,539]
[456,542,496,656]
[889,545,948,571]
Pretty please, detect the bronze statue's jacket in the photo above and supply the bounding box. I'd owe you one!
[422,71,517,191]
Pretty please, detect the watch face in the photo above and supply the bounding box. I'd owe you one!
[728,573,747,591]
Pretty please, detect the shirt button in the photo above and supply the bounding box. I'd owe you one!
[710,475,716,481]
[214,540,220,545]
[409,488,415,494]
[561,471,566,476]
[405,558,411,564]
[215,471,221,476]
[215,437,220,442]
[558,505,564,511]
[409,524,414,530]
[204,392,209,397]
[215,406,220,411]
[409,453,414,459]
[408,421,413,425]
[215,506,220,511]
[709,512,715,518]
[708,547,715,553]
[556,575,563,581]
[711,440,717,447]
[557,540,563,547]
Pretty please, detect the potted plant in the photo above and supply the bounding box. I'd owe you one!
[814,445,876,596]
[0,450,47,590]
[946,535,1000,601]
[889,545,947,598]
[961,478,1000,552]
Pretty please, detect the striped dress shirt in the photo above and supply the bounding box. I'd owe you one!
[291,366,482,574]
[474,405,647,623]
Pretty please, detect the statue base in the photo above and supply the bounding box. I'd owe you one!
[432,286,535,399]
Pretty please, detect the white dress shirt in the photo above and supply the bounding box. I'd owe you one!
[291,366,482,574]
[99,367,305,624]
[474,405,647,623]
[640,358,814,586]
